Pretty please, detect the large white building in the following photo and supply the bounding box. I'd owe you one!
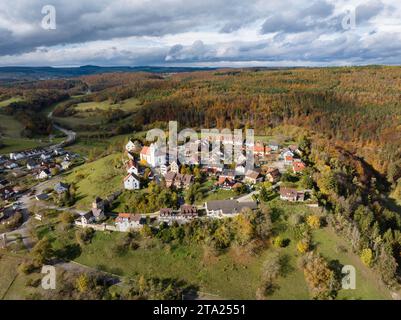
[140,143,166,167]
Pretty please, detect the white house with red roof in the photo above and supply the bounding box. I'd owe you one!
[124,173,140,190]
[140,143,166,167]
[126,160,139,175]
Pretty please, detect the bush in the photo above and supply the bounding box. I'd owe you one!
[75,228,95,246]
[297,239,310,254]
[26,277,41,287]
[307,215,321,229]
[18,261,36,275]
[272,236,286,248]
[301,252,336,299]
[360,248,373,267]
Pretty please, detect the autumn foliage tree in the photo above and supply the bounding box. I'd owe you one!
[301,252,336,299]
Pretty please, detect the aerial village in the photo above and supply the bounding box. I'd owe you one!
[1,132,311,234]
[74,133,310,233]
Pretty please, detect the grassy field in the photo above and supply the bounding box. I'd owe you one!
[0,254,20,299]
[1,198,391,300]
[74,199,390,300]
[64,153,125,209]
[0,254,44,300]
[0,113,65,154]
[313,228,391,300]
[51,98,142,132]
[0,114,24,137]
[0,139,45,154]
[0,97,23,108]
[65,131,147,157]
[75,231,269,299]
[75,98,140,112]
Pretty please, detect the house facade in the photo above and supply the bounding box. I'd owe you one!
[124,173,141,190]
[164,172,193,189]
[244,170,263,184]
[265,168,281,183]
[37,169,51,180]
[115,213,145,231]
[126,160,139,175]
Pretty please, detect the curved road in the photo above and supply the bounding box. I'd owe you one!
[48,111,76,148]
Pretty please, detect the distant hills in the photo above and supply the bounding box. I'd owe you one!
[0,65,216,81]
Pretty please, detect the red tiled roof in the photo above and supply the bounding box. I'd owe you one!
[293,161,306,172]
[118,213,132,218]
[127,160,136,168]
[140,146,150,155]
[253,144,265,152]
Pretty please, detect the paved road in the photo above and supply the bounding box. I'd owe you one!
[48,111,76,148]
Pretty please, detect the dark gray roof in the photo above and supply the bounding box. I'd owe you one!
[83,211,94,219]
[36,193,49,200]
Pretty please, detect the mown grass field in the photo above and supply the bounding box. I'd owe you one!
[196,189,237,205]
[51,97,142,132]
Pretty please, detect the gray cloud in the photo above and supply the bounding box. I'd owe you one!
[0,0,400,66]
[356,0,385,22]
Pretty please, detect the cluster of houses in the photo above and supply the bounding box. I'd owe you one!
[0,147,76,182]
[124,138,306,193]
[76,194,259,232]
[0,178,16,201]
[73,137,311,233]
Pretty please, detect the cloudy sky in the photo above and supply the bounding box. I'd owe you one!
[0,0,400,67]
